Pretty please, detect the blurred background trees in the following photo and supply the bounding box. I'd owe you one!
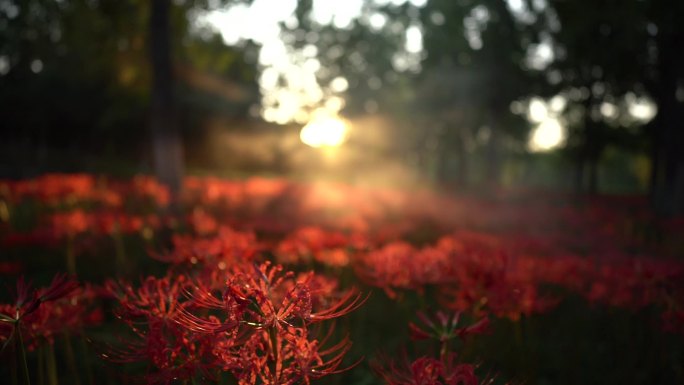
[1,0,682,214]
[0,0,258,179]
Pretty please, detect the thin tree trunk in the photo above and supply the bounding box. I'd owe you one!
[149,0,184,195]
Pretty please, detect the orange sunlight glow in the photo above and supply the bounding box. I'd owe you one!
[299,112,349,148]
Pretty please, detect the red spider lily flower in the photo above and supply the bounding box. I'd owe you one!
[354,242,416,298]
[48,209,91,239]
[439,354,481,385]
[308,287,366,322]
[5,173,98,206]
[275,227,350,267]
[409,311,489,343]
[376,353,495,385]
[38,273,80,303]
[2,273,78,323]
[1,276,97,351]
[226,325,356,385]
[128,175,171,207]
[104,274,227,384]
[292,272,340,309]
[178,262,365,333]
[105,274,190,321]
[103,316,222,384]
[173,280,242,334]
[284,328,356,385]
[188,207,219,236]
[376,355,444,385]
[152,227,260,270]
[169,262,364,385]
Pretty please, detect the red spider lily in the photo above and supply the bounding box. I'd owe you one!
[169,262,364,384]
[128,175,171,207]
[105,274,225,384]
[288,327,356,380]
[376,353,488,385]
[104,263,364,384]
[0,275,99,351]
[275,226,350,267]
[17,284,102,350]
[92,211,147,235]
[376,355,444,385]
[409,311,489,343]
[280,328,356,385]
[2,173,99,206]
[584,258,684,310]
[291,272,340,309]
[178,262,365,333]
[105,274,190,321]
[226,326,356,385]
[103,316,222,384]
[152,227,260,270]
[376,308,504,385]
[176,263,297,333]
[354,242,416,298]
[439,353,500,385]
[1,273,78,325]
[188,207,219,235]
[48,209,91,239]
[182,176,244,208]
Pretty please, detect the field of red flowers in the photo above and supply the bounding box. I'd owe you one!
[1,174,683,385]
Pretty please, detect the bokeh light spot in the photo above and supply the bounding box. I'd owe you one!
[300,112,349,148]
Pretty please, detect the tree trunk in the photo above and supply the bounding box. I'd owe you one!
[149,0,184,195]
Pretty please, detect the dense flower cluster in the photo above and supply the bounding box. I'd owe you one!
[2,174,684,384]
[355,231,684,322]
[0,174,169,209]
[105,262,365,384]
[3,175,684,329]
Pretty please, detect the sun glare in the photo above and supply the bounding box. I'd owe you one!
[529,118,565,152]
[300,113,349,148]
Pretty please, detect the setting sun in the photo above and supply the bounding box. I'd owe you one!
[299,113,349,148]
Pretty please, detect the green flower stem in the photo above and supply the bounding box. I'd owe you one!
[17,327,31,385]
[11,336,19,385]
[66,238,76,276]
[64,335,81,385]
[46,342,58,385]
[37,346,45,385]
[113,225,128,276]
[80,336,94,385]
